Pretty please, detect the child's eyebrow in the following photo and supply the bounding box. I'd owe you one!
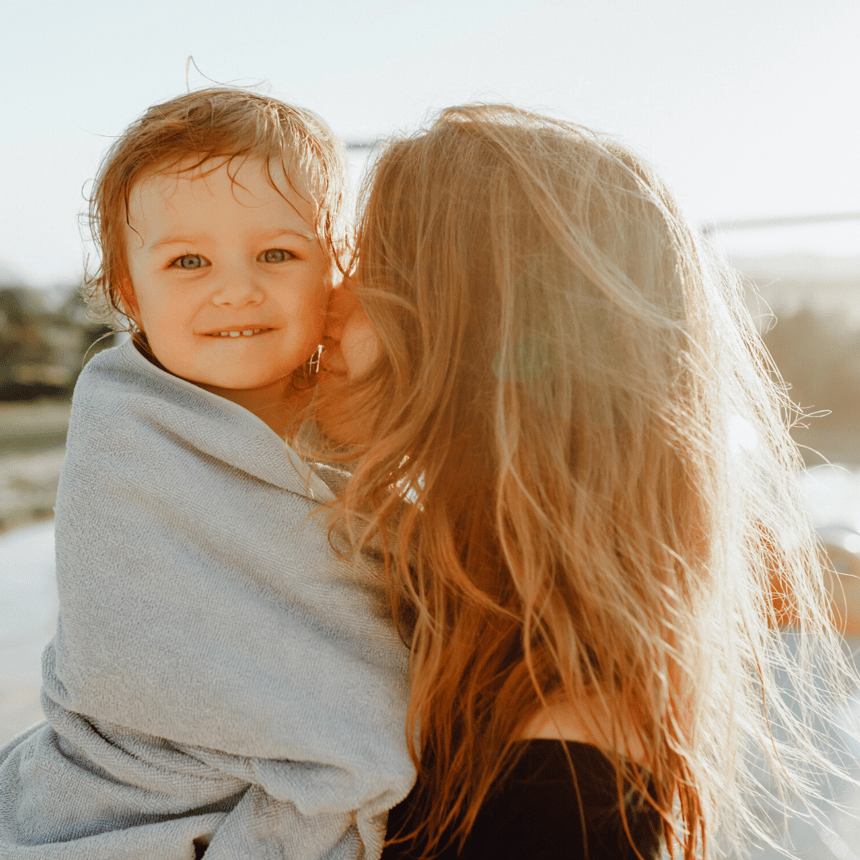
[149,234,208,250]
[148,228,316,250]
[263,228,317,243]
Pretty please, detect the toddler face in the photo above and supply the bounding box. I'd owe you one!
[123,158,332,411]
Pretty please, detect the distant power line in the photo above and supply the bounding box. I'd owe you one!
[702,212,860,236]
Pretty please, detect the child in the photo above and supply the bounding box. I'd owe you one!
[0,89,414,860]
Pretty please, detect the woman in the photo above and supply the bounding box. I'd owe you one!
[315,105,853,859]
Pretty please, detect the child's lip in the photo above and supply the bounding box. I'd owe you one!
[199,326,276,337]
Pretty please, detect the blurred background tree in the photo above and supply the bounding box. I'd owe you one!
[0,283,111,402]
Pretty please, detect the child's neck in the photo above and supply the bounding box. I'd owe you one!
[134,341,306,440]
[198,378,309,440]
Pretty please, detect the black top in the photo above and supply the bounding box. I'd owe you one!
[382,740,663,860]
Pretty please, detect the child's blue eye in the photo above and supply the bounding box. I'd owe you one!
[261,249,292,263]
[172,254,206,269]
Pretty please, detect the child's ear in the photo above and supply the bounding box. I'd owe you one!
[118,279,140,322]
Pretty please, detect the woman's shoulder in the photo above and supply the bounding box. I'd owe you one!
[519,697,647,763]
[480,740,661,859]
[383,739,662,860]
[382,698,659,859]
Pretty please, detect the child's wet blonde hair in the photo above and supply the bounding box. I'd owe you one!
[323,104,856,858]
[85,87,350,327]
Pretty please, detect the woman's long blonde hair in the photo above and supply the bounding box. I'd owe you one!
[320,104,851,858]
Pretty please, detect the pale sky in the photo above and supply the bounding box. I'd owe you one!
[2,0,858,286]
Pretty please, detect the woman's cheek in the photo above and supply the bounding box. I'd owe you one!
[341,310,381,379]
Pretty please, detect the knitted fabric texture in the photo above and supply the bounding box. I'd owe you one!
[0,340,414,859]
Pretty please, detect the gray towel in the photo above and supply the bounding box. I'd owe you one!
[0,340,414,859]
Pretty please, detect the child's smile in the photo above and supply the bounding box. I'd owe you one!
[205,328,272,337]
[122,157,332,419]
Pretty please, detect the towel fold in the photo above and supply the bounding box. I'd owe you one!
[0,340,414,858]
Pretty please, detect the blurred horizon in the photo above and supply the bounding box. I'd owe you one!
[5,213,858,296]
[2,0,858,287]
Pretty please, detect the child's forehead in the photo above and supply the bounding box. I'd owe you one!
[131,156,316,212]
[123,157,323,245]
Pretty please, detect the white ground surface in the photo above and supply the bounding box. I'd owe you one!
[0,520,57,744]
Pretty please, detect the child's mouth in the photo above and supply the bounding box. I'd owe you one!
[204,328,273,338]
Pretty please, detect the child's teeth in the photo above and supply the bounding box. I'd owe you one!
[229,331,241,337]
[216,329,263,337]
[242,330,254,336]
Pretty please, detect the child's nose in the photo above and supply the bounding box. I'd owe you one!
[211,271,265,307]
